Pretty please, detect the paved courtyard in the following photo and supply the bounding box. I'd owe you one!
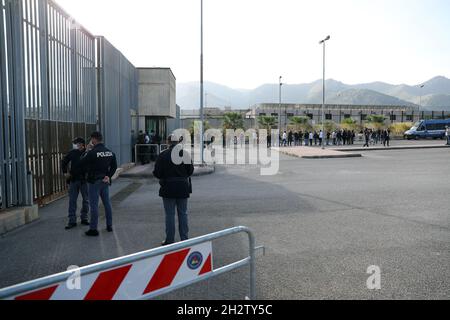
[0,145,449,299]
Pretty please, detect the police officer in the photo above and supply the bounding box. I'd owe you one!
[61,137,89,229]
[153,135,194,246]
[79,132,117,237]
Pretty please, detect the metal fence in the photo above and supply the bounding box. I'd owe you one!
[96,37,138,164]
[24,0,97,205]
[1,0,98,208]
[1,0,28,209]
[97,36,138,166]
[1,0,139,209]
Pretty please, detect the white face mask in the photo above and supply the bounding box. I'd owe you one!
[73,144,78,150]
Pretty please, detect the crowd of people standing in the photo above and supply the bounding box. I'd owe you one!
[278,129,357,147]
[274,128,394,148]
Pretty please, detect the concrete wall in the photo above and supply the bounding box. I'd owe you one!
[138,68,176,118]
[167,105,181,134]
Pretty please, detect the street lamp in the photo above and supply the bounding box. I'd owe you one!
[279,76,283,146]
[319,35,330,150]
[419,84,425,118]
[199,0,204,164]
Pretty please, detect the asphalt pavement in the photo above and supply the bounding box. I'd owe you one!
[0,145,449,300]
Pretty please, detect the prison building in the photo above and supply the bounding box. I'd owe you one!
[250,104,450,128]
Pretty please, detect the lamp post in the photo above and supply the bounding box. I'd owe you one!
[319,35,330,150]
[419,84,425,117]
[278,76,283,146]
[199,0,204,164]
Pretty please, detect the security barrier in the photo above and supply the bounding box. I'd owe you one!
[0,226,262,300]
[134,144,159,164]
[160,144,170,154]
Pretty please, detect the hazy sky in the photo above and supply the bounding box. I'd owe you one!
[55,0,450,89]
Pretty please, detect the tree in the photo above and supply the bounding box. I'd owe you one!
[390,122,413,136]
[223,112,245,130]
[323,120,338,133]
[258,116,277,131]
[341,118,359,131]
[289,116,311,131]
[365,115,386,130]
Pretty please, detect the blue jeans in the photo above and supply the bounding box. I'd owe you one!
[68,180,89,224]
[88,180,113,230]
[163,198,189,243]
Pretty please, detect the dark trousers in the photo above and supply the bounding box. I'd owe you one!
[163,198,189,243]
[68,180,89,224]
[88,180,113,230]
[364,139,370,147]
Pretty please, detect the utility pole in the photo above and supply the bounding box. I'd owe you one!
[279,76,283,146]
[319,35,330,150]
[199,0,204,164]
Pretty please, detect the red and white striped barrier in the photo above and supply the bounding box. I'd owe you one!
[3,242,213,300]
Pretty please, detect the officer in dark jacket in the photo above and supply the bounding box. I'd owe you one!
[153,135,194,246]
[79,132,118,237]
[61,137,89,229]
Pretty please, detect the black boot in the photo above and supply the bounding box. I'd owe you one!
[85,229,99,237]
[81,220,90,226]
[65,223,77,230]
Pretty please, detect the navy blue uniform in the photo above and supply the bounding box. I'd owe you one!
[61,149,87,182]
[79,144,118,231]
[61,149,89,224]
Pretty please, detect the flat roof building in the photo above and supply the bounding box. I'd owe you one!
[137,68,177,141]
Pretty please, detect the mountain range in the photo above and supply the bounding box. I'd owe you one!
[177,76,450,111]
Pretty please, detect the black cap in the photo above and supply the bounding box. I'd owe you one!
[72,137,86,145]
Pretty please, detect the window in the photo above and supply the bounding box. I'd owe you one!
[326,114,332,120]
[361,114,367,121]
[390,114,397,121]
[428,123,445,130]
[287,113,294,118]
[406,115,413,121]
[271,113,278,117]
[344,114,351,119]
[259,113,266,116]
[307,114,314,120]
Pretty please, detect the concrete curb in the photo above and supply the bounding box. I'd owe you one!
[0,205,39,236]
[119,164,215,179]
[333,145,450,152]
[193,165,215,176]
[302,154,363,159]
[112,163,136,181]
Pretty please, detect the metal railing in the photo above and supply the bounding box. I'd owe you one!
[134,144,171,164]
[0,226,262,300]
[134,144,160,164]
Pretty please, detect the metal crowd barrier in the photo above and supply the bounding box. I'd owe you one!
[0,226,263,300]
[159,144,170,154]
[134,144,159,164]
